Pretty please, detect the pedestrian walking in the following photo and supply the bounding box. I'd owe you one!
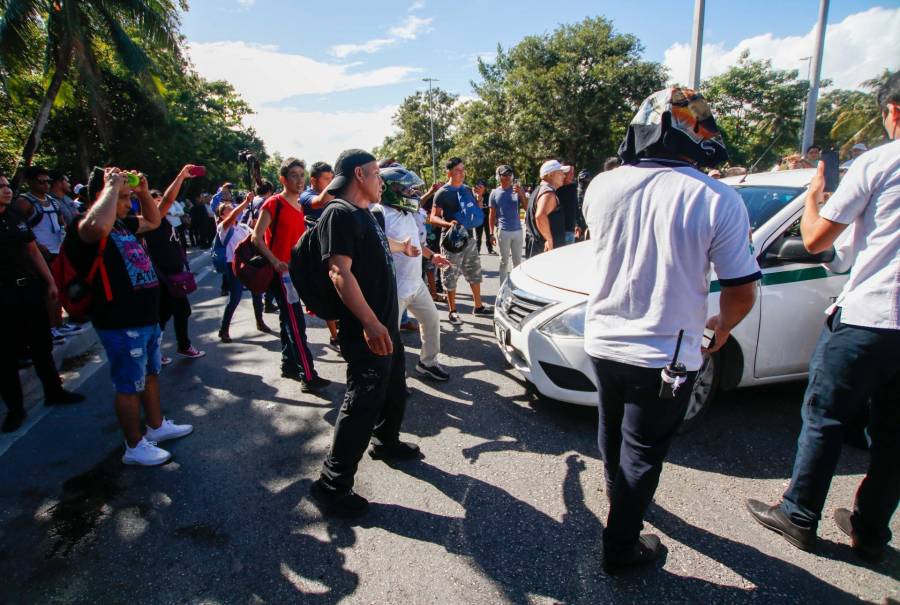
[250,157,329,392]
[747,73,900,565]
[0,172,84,433]
[310,149,423,517]
[65,167,193,466]
[488,164,527,284]
[583,87,760,574]
[473,179,493,254]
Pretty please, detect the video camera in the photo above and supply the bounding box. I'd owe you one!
[237,149,262,190]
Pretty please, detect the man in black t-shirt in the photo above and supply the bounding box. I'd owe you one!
[67,168,194,466]
[310,149,422,518]
[556,163,578,246]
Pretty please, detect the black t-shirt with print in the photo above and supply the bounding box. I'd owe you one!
[318,200,398,339]
[65,215,160,329]
[0,209,37,284]
[143,218,186,275]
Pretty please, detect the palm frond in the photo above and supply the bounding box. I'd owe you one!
[0,0,45,78]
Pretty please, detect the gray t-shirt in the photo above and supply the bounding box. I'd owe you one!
[489,187,521,232]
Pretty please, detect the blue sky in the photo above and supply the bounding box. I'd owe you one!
[180,1,899,164]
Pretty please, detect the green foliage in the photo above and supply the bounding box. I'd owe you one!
[0,0,268,194]
[701,51,809,169]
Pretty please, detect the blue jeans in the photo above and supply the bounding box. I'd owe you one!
[220,265,263,331]
[564,231,576,245]
[96,324,162,394]
[781,309,900,546]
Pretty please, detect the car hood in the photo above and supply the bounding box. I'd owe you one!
[521,241,596,296]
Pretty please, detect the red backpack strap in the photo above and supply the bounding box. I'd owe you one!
[86,236,113,302]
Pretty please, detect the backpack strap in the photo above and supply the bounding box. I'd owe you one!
[86,236,113,302]
[222,226,235,248]
[266,195,284,250]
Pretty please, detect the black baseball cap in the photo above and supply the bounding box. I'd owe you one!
[326,149,377,194]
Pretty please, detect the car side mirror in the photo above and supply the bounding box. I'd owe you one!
[773,236,835,264]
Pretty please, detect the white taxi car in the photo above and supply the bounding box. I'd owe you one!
[494,168,848,430]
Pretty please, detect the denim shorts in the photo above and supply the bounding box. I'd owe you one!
[96,324,162,394]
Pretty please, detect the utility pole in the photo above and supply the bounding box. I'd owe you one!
[423,77,439,184]
[801,0,829,155]
[798,56,812,147]
[688,0,705,90]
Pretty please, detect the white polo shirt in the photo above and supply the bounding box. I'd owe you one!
[820,138,899,330]
[372,204,427,300]
[582,160,761,371]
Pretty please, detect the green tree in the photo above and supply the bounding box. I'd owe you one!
[372,87,458,184]
[817,69,894,157]
[701,52,809,169]
[0,0,184,184]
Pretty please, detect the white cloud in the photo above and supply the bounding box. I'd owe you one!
[236,0,255,6]
[663,6,900,90]
[409,0,426,11]
[330,15,433,58]
[187,41,416,158]
[246,106,398,167]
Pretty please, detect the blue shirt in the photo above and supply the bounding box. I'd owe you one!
[300,186,324,221]
[489,187,521,232]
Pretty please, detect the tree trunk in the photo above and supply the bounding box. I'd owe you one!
[12,45,73,189]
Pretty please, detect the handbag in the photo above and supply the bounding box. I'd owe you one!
[234,196,282,294]
[159,270,197,298]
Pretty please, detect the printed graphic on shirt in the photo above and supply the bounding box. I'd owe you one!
[111,226,158,290]
[370,213,395,279]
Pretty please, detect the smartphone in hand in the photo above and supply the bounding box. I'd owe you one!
[702,328,716,351]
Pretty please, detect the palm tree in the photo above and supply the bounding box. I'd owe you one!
[829,69,896,156]
[0,0,183,185]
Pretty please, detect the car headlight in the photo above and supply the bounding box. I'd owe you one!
[538,302,586,339]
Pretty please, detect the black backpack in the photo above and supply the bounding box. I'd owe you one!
[290,199,360,321]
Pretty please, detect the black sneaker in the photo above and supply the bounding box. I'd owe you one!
[1,410,26,433]
[44,389,86,406]
[309,480,369,518]
[301,376,332,393]
[603,534,662,575]
[472,305,493,316]
[369,441,422,461]
[264,303,279,314]
[415,362,450,382]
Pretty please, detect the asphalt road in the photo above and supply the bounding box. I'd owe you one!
[0,249,897,605]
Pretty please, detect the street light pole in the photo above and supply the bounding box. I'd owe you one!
[423,77,439,184]
[801,0,829,155]
[688,0,705,90]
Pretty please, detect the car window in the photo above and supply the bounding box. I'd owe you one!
[731,186,804,230]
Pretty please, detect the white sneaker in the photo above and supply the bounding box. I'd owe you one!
[145,417,194,442]
[122,438,171,466]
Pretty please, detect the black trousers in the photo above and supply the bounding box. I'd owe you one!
[591,356,696,557]
[319,331,407,492]
[268,274,316,381]
[475,224,493,253]
[159,287,192,351]
[0,280,62,413]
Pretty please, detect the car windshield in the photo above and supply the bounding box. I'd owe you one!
[732,185,805,230]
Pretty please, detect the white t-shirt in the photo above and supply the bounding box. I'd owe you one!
[24,194,65,254]
[216,221,251,263]
[820,138,899,330]
[582,160,761,371]
[166,201,184,227]
[373,204,426,299]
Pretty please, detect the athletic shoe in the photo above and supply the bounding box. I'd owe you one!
[145,417,194,442]
[160,355,173,366]
[1,410,26,433]
[369,441,422,461]
[447,311,462,325]
[44,389,86,406]
[264,302,279,314]
[122,438,171,466]
[177,346,206,359]
[309,479,369,518]
[218,329,232,343]
[415,362,450,382]
[472,305,493,316]
[301,376,332,393]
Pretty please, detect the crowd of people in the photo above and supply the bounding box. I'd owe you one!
[0,73,897,575]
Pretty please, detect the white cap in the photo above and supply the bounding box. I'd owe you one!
[851,143,868,152]
[539,159,572,178]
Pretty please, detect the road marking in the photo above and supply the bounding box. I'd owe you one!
[0,251,215,459]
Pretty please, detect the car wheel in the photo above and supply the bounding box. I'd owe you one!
[678,351,721,433]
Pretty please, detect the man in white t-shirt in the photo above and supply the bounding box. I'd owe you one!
[373,165,451,381]
[583,88,760,574]
[748,73,900,564]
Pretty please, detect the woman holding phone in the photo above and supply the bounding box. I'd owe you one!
[216,193,270,342]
